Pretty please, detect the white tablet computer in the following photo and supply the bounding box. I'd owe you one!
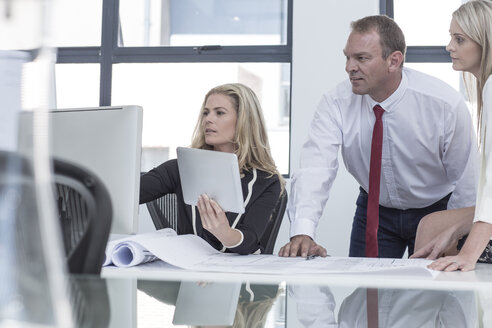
[177,147,245,214]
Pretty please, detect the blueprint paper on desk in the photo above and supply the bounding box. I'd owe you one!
[104,229,180,267]
[103,229,437,277]
[184,254,438,277]
[103,228,222,268]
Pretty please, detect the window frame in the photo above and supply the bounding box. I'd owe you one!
[56,0,293,104]
[56,0,293,176]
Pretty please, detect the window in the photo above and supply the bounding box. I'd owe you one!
[119,0,288,47]
[50,0,102,47]
[393,0,462,46]
[55,64,100,108]
[55,0,292,175]
[382,0,465,96]
[112,62,290,173]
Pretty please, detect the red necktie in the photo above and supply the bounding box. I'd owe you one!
[366,105,384,258]
[366,105,384,328]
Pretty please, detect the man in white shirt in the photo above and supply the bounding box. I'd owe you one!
[279,15,478,258]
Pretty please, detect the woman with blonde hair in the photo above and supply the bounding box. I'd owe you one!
[140,83,285,255]
[412,0,492,271]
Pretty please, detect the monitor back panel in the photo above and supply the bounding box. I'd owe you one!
[20,106,143,234]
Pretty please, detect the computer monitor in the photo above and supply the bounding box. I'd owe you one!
[19,106,143,234]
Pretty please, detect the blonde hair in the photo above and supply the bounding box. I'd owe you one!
[232,297,277,328]
[453,0,492,140]
[191,83,285,191]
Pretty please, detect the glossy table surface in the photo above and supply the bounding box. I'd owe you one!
[67,261,492,327]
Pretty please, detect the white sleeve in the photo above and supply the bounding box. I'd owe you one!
[444,96,479,210]
[288,94,342,239]
[475,77,492,223]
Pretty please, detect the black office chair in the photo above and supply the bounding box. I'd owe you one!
[146,193,178,231]
[146,189,287,254]
[260,190,288,254]
[53,159,112,274]
[0,152,112,275]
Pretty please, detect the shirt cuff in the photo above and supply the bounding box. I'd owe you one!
[474,196,492,224]
[290,218,317,240]
[224,228,244,248]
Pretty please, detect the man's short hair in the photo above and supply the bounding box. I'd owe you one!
[351,15,406,64]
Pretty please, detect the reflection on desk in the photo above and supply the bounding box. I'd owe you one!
[69,277,111,327]
[71,275,284,328]
[70,271,492,328]
[138,280,281,327]
[288,285,478,328]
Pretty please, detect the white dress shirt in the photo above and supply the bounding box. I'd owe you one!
[474,76,492,224]
[289,68,479,239]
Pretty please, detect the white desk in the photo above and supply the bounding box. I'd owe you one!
[100,237,492,327]
[102,260,492,291]
[85,262,492,327]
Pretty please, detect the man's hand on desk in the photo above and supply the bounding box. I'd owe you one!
[278,235,328,257]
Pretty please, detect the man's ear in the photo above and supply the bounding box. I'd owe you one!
[388,51,404,72]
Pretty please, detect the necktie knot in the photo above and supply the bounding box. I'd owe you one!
[373,105,384,119]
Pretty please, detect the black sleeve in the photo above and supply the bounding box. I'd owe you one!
[228,175,281,255]
[139,159,180,204]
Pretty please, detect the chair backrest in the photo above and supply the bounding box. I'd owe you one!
[54,159,112,274]
[260,190,288,254]
[146,193,178,231]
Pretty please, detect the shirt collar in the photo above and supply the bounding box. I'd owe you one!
[364,69,408,113]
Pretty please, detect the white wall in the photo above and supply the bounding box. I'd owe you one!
[274,0,379,256]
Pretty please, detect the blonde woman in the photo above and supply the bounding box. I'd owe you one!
[412,0,492,271]
[140,83,285,255]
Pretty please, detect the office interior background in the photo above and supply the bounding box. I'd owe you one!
[43,0,466,256]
